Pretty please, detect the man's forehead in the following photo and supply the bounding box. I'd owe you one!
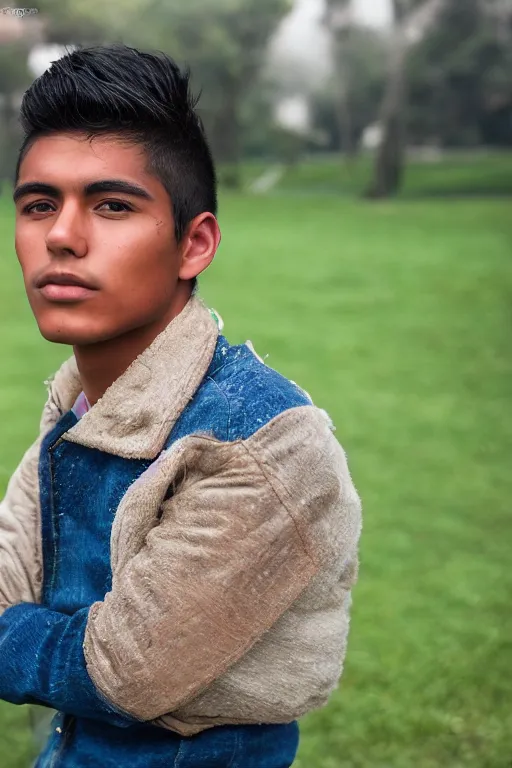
[18,132,148,181]
[17,134,156,194]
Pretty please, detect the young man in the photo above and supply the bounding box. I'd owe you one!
[0,45,362,767]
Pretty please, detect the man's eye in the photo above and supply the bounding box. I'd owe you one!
[23,202,54,214]
[97,201,133,213]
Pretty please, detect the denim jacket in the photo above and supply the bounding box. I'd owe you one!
[0,295,362,767]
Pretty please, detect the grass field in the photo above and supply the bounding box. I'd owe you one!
[242,150,512,198]
[0,158,511,767]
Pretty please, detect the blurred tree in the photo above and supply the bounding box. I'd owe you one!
[37,0,149,44]
[366,0,446,198]
[0,10,44,181]
[147,0,292,188]
[408,0,512,147]
[324,0,355,156]
[36,0,107,45]
[0,42,34,181]
[38,0,292,189]
[240,78,282,159]
[314,22,386,155]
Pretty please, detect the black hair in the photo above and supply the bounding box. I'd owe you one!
[15,44,218,242]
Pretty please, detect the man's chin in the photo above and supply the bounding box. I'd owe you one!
[37,320,119,347]
[34,307,167,347]
[40,330,101,346]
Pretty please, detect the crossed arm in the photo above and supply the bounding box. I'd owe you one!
[0,437,133,726]
[0,408,348,728]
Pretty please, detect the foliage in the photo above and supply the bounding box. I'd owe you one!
[0,43,32,95]
[318,0,512,198]
[408,0,512,146]
[4,0,511,181]
[36,0,292,186]
[0,43,33,181]
[311,26,387,152]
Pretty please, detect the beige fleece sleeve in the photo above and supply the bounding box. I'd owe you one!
[0,438,43,614]
[83,406,359,722]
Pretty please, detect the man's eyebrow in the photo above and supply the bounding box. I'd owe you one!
[13,182,60,203]
[84,180,154,200]
[13,179,155,204]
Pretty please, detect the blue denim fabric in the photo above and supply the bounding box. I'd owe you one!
[166,338,311,446]
[36,713,300,768]
[1,336,311,766]
[39,411,154,613]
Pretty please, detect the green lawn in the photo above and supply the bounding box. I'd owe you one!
[242,150,512,198]
[0,175,511,766]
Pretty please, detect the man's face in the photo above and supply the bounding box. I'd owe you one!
[14,132,183,346]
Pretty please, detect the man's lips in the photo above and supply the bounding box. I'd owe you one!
[35,272,99,302]
[39,284,97,302]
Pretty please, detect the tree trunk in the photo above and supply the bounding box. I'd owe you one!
[365,38,407,198]
[365,0,445,198]
[0,92,21,183]
[210,74,242,190]
[332,28,355,158]
[335,75,354,157]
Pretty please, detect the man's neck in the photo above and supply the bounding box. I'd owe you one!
[73,290,191,407]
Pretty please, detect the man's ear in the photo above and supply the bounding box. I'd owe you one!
[178,213,221,281]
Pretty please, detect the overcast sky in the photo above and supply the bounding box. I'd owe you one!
[270,0,393,86]
[353,0,393,27]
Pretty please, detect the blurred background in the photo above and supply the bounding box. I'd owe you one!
[0,1,511,766]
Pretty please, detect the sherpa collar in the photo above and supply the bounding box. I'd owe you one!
[48,294,219,460]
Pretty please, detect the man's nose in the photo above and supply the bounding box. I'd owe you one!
[45,202,88,259]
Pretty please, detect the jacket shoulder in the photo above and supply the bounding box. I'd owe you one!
[208,337,313,441]
[165,337,313,447]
